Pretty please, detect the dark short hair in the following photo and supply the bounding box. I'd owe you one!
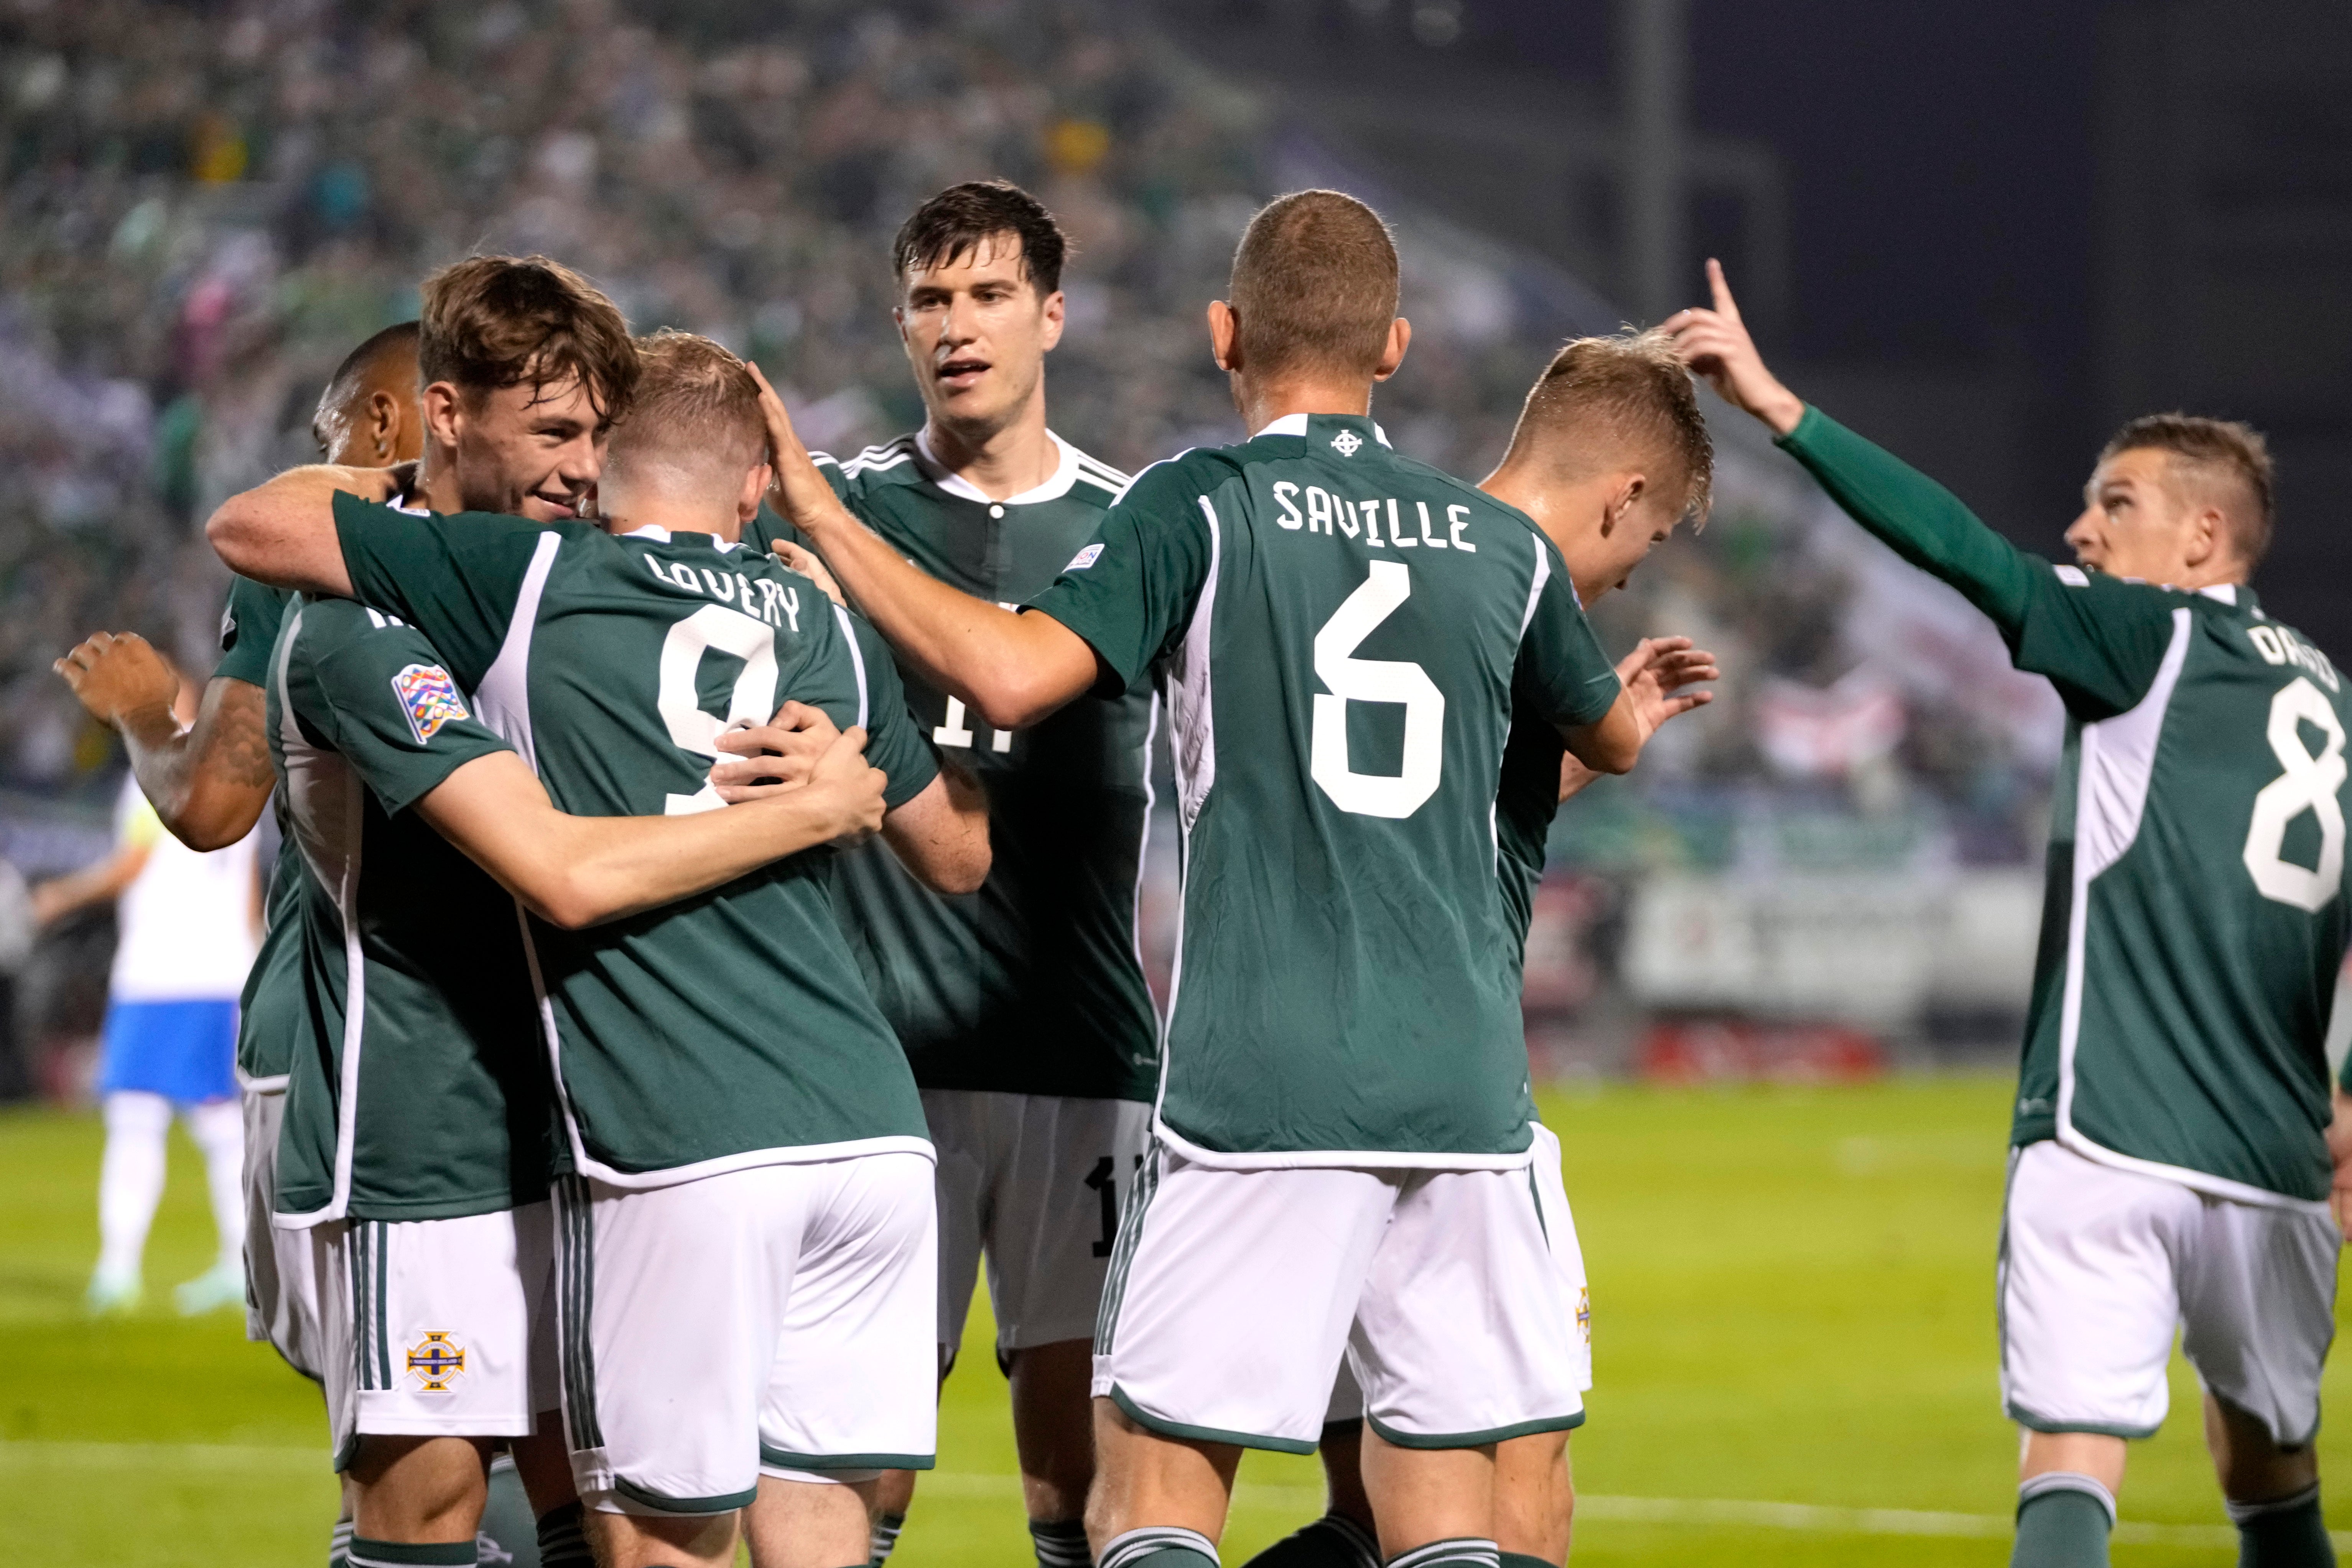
[606,330,765,491]
[418,255,638,428]
[311,321,419,452]
[1513,329,1714,525]
[1228,190,1399,382]
[2099,413,2276,570]
[892,181,1067,299]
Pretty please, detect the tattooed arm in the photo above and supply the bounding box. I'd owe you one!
[54,632,277,851]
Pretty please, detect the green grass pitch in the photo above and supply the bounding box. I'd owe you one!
[2,1076,2340,1564]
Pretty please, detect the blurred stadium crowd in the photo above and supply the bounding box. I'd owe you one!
[0,0,2078,1086]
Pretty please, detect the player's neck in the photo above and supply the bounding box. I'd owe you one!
[602,495,745,545]
[922,392,1055,502]
[414,445,462,514]
[1480,462,1609,601]
[1236,376,1375,437]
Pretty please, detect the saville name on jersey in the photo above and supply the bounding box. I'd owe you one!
[1271,481,1478,554]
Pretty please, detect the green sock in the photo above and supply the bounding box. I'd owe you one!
[1099,1527,1220,1568]
[346,1542,478,1568]
[1239,1514,1379,1568]
[478,1456,541,1568]
[536,1501,593,1568]
[1031,1517,1094,1568]
[2230,1484,2334,1568]
[871,1509,908,1565]
[2012,1474,2114,1568]
[1383,1541,1500,1568]
[1500,1555,1559,1568]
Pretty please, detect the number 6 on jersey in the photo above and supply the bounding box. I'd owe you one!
[1310,560,1446,819]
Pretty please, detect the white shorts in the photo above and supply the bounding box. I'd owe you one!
[2000,1139,2340,1446]
[1324,1124,1592,1426]
[1096,1139,1584,1453]
[242,1083,324,1382]
[553,1155,939,1516]
[927,1089,1152,1364]
[315,1201,558,1470]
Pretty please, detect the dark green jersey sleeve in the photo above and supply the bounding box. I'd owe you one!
[1779,405,2178,720]
[332,492,563,691]
[214,575,290,688]
[1516,538,1623,727]
[1025,461,1214,695]
[300,605,515,817]
[842,607,939,810]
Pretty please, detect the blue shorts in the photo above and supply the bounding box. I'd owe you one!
[97,999,239,1104]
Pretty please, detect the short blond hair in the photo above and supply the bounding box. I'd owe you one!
[2100,413,2275,569]
[604,331,765,499]
[1508,329,1713,523]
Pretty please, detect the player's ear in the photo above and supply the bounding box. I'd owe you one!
[2183,506,2224,570]
[1373,317,1411,382]
[420,382,465,450]
[1038,288,1065,353]
[368,390,401,460]
[739,462,773,524]
[1207,299,1239,372]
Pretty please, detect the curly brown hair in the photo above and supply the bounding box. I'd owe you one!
[418,254,638,429]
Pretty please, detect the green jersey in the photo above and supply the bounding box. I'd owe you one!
[216,574,305,1086]
[748,431,1160,1102]
[1031,414,1622,1167]
[332,496,938,1186]
[1783,407,2352,1206]
[265,596,556,1223]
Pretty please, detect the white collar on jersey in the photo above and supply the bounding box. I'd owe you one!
[616,524,741,551]
[2199,583,2238,605]
[912,426,1092,506]
[1253,411,1393,447]
[390,491,428,517]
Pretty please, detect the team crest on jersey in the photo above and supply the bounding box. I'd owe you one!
[1065,543,1105,571]
[390,663,468,745]
[1330,429,1363,457]
[405,1331,466,1391]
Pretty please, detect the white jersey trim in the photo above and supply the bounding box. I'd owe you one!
[910,427,1113,506]
[270,604,366,1229]
[2051,607,2318,1211]
[564,1135,937,1190]
[471,530,563,777]
[1253,412,1393,447]
[833,604,870,728]
[1150,1118,1540,1173]
[1149,495,1223,1133]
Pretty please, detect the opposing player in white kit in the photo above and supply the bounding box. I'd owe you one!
[745,181,1158,1568]
[31,674,259,1318]
[1254,331,1718,1568]
[1677,260,2352,1568]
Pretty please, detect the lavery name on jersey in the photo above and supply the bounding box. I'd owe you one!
[2245,620,2341,693]
[637,549,808,632]
[1270,481,1480,553]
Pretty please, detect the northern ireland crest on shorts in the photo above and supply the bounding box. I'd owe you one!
[390,663,469,746]
[406,1331,467,1391]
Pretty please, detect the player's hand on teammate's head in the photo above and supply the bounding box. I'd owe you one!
[1661,260,1806,438]
[53,630,178,731]
[707,701,843,801]
[771,540,848,609]
[745,362,838,519]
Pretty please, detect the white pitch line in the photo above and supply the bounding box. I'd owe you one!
[0,1446,2319,1549]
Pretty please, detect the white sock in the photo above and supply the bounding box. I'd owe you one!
[97,1091,173,1280]
[183,1096,247,1267]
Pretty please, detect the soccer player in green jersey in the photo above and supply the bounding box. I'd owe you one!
[1259,332,1720,1568]
[743,180,1156,1568]
[759,189,1683,1568]
[1673,261,2352,1568]
[212,290,989,1568]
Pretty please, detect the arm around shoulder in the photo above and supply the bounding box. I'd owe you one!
[205,465,394,597]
